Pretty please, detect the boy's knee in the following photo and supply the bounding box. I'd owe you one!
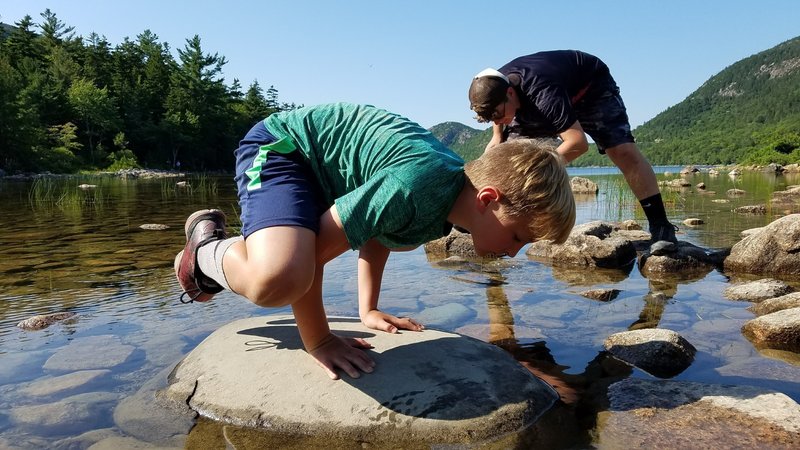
[244,268,315,308]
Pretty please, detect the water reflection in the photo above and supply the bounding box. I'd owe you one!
[1,170,799,448]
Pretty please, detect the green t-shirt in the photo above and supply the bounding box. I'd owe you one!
[263,103,465,249]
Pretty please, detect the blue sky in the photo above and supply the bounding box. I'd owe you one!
[3,1,799,129]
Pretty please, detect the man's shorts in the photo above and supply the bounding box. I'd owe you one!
[574,75,635,153]
[234,121,326,238]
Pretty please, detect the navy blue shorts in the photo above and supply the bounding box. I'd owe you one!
[574,76,635,153]
[233,121,326,238]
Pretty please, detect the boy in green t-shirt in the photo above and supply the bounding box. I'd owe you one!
[174,103,575,379]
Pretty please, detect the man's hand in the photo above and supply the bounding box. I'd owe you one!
[361,309,424,334]
[307,333,375,380]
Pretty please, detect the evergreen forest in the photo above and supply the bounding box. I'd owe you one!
[0,9,297,174]
[1,10,798,174]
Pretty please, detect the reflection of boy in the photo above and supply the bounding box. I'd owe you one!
[174,103,575,379]
[469,50,677,244]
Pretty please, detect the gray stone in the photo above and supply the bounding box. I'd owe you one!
[20,370,110,397]
[727,188,746,196]
[114,365,196,444]
[416,303,475,328]
[724,214,800,276]
[579,288,621,302]
[742,307,800,351]
[424,228,477,257]
[594,378,800,448]
[139,224,170,231]
[734,205,767,215]
[8,392,118,435]
[603,328,696,378]
[638,242,723,278]
[16,312,77,331]
[161,315,558,445]
[526,221,636,270]
[570,176,598,194]
[87,436,184,450]
[749,292,800,316]
[723,278,793,302]
[44,335,135,371]
[682,217,705,226]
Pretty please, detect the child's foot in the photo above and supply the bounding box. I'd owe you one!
[175,209,227,303]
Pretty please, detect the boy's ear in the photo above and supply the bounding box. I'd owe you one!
[476,186,502,211]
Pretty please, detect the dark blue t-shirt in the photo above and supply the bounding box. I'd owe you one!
[499,50,610,136]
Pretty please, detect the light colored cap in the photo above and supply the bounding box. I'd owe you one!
[473,68,509,83]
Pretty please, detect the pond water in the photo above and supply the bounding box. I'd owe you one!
[0,167,799,448]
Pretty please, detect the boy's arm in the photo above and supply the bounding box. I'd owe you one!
[294,206,375,380]
[358,239,424,333]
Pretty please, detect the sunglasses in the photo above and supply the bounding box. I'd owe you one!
[475,99,507,123]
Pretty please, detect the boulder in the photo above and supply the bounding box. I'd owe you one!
[749,292,800,316]
[161,315,559,446]
[724,214,800,276]
[741,307,800,351]
[570,176,598,194]
[638,242,726,278]
[526,221,636,270]
[594,378,800,448]
[723,278,793,302]
[424,228,477,258]
[603,329,696,378]
[733,205,767,215]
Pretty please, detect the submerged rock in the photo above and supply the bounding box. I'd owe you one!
[161,315,559,446]
[17,312,76,331]
[594,378,800,448]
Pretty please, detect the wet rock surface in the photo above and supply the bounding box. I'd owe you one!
[603,329,697,378]
[161,315,559,446]
[43,335,135,371]
[742,307,800,352]
[594,378,800,448]
[724,214,800,276]
[16,312,77,331]
[749,292,800,316]
[723,278,794,302]
[526,221,637,269]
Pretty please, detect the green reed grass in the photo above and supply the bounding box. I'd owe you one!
[28,178,107,211]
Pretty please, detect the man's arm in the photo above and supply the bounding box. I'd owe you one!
[358,239,423,333]
[556,120,589,163]
[484,123,505,152]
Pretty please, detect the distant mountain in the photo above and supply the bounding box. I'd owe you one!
[429,36,800,166]
[635,36,800,165]
[428,122,491,162]
[0,22,15,39]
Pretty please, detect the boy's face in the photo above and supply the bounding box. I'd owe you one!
[470,204,533,258]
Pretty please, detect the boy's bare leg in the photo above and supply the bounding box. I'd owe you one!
[222,226,317,308]
[219,208,374,379]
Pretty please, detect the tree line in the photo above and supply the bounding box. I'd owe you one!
[0,9,297,174]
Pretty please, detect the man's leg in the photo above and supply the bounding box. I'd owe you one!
[604,142,677,243]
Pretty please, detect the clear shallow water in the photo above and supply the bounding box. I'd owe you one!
[0,168,798,448]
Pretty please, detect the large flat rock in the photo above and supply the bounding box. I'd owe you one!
[161,315,558,446]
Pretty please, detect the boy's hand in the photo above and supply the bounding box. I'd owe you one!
[307,333,375,380]
[361,310,424,334]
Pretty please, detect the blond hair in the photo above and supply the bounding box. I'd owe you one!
[464,139,575,244]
